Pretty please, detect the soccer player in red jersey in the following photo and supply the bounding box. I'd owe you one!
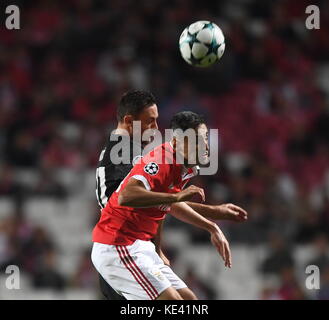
[92,111,247,300]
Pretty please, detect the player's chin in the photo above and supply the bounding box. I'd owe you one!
[196,154,209,166]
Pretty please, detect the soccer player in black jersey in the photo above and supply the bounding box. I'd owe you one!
[95,90,166,300]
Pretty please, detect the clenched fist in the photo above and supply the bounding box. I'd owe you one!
[175,185,205,203]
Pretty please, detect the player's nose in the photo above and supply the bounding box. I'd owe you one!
[151,120,158,130]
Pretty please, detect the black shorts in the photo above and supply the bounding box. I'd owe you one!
[98,273,126,300]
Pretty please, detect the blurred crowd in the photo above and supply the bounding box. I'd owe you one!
[1,0,329,299]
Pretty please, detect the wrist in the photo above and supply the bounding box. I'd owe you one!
[215,205,228,219]
[172,193,180,203]
[206,221,219,234]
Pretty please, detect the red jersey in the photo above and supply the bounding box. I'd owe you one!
[92,142,199,245]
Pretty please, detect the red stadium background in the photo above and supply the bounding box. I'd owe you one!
[0,0,329,300]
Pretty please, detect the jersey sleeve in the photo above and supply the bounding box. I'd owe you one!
[129,160,173,192]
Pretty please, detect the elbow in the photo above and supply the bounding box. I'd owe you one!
[118,193,129,207]
[118,188,134,207]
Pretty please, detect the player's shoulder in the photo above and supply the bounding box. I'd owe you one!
[132,142,176,176]
[105,134,133,150]
[98,134,136,166]
[140,142,174,166]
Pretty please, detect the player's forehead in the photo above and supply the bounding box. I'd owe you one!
[197,123,208,136]
[136,104,158,120]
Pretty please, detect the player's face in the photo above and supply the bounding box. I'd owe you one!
[124,104,159,143]
[136,104,159,134]
[181,123,209,166]
[196,123,209,165]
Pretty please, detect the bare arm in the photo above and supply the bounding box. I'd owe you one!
[119,178,231,267]
[170,202,231,268]
[118,178,205,208]
[185,202,248,222]
[119,178,204,265]
[152,220,170,266]
[170,202,217,233]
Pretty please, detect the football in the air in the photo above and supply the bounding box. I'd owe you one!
[179,20,225,67]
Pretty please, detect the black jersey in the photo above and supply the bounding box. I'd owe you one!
[96,133,144,301]
[96,134,142,209]
[95,133,152,300]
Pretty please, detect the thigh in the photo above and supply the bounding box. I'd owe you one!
[92,241,172,300]
[159,265,197,300]
[160,264,187,291]
[177,287,198,300]
[156,286,183,300]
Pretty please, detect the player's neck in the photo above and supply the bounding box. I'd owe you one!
[170,139,194,169]
[183,162,195,169]
[113,124,131,136]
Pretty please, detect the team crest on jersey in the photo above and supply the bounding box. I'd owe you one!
[150,267,165,281]
[144,162,159,175]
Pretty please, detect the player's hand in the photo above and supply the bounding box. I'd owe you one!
[216,203,248,222]
[210,225,232,268]
[175,185,205,203]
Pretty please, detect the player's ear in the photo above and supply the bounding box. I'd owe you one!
[123,114,133,125]
[122,115,134,133]
[171,137,177,149]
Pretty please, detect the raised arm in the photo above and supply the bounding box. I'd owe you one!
[170,202,231,268]
[119,178,232,267]
[118,178,205,208]
[185,202,248,222]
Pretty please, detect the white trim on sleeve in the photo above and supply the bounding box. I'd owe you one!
[131,175,151,191]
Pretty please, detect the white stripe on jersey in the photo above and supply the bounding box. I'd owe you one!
[96,166,108,208]
[131,175,151,191]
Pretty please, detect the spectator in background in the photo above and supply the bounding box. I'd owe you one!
[184,268,217,300]
[317,265,329,300]
[21,226,55,274]
[319,196,329,236]
[0,208,67,293]
[71,248,98,290]
[33,168,67,199]
[260,276,282,300]
[261,287,282,300]
[0,217,21,272]
[295,211,324,244]
[260,232,295,275]
[5,130,39,167]
[276,266,306,300]
[305,234,329,274]
[0,164,25,201]
[32,248,66,291]
[0,209,34,272]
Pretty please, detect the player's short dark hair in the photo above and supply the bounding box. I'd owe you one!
[117,90,156,121]
[170,111,205,131]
